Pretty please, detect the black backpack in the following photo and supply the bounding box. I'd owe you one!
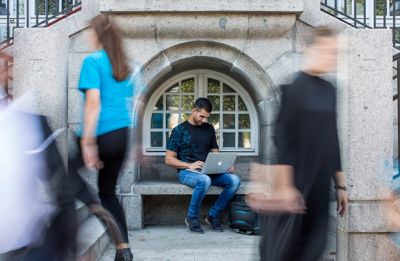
[228,195,261,235]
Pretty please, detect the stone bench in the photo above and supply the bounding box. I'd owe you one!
[126,180,249,229]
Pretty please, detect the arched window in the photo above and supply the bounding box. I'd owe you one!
[143,70,259,155]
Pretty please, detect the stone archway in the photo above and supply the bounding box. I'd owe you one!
[137,41,277,169]
[118,40,281,194]
[140,40,278,103]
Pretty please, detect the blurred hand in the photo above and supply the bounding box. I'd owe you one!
[81,141,103,170]
[188,161,204,170]
[278,186,306,214]
[227,166,236,173]
[247,186,306,214]
[246,162,305,214]
[336,189,348,217]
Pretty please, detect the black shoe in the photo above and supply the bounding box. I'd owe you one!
[114,248,133,261]
[205,215,223,232]
[185,217,204,234]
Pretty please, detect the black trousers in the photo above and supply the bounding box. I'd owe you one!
[71,127,130,243]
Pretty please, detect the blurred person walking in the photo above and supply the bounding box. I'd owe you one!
[252,27,348,261]
[70,14,135,261]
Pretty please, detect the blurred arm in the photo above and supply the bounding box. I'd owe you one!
[81,89,100,144]
[274,165,295,190]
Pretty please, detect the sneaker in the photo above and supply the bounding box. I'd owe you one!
[185,217,204,234]
[205,215,223,232]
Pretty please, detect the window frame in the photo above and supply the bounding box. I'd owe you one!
[143,69,259,156]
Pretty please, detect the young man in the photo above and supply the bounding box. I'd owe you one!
[165,97,240,233]
[256,27,349,260]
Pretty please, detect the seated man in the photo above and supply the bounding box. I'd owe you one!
[165,97,240,233]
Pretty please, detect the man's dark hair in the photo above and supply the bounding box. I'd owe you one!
[308,26,337,46]
[193,97,212,113]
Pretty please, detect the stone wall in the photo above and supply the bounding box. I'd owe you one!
[11,0,400,259]
[67,11,314,187]
[61,0,314,225]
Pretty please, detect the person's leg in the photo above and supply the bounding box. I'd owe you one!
[208,173,240,218]
[296,175,330,261]
[97,128,129,245]
[24,200,78,261]
[178,170,212,218]
[97,159,129,242]
[67,139,100,207]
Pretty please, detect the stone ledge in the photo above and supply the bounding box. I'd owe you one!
[113,14,296,39]
[132,180,249,195]
[100,0,303,14]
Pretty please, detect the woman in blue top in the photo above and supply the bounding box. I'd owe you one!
[77,14,133,261]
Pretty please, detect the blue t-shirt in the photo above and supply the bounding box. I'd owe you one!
[78,49,134,136]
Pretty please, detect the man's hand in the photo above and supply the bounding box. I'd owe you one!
[188,161,204,170]
[336,189,348,217]
[227,166,236,173]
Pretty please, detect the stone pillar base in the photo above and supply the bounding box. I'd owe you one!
[122,194,143,230]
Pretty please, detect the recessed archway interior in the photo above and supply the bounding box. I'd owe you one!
[135,55,276,181]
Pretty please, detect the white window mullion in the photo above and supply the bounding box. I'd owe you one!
[220,89,224,149]
[162,94,166,148]
[198,74,204,98]
[59,0,63,13]
[178,80,182,125]
[235,94,239,149]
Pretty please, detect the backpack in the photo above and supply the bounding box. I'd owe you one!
[228,195,261,235]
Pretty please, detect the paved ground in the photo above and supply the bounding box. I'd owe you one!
[99,223,336,261]
[100,225,259,261]
[100,226,259,261]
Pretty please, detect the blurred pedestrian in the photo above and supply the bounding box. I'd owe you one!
[252,27,348,261]
[69,14,135,261]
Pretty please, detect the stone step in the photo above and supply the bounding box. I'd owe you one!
[75,215,109,260]
[75,201,91,225]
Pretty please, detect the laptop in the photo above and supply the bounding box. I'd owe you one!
[186,152,237,174]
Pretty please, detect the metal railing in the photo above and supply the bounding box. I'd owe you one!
[321,0,400,47]
[0,0,82,48]
[0,0,82,99]
[0,50,12,99]
[321,0,400,168]
[394,53,400,167]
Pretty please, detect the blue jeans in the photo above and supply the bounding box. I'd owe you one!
[178,169,241,219]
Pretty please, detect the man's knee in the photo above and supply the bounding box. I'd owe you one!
[196,175,212,189]
[229,174,241,189]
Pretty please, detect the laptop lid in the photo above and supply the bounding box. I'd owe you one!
[200,152,237,174]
